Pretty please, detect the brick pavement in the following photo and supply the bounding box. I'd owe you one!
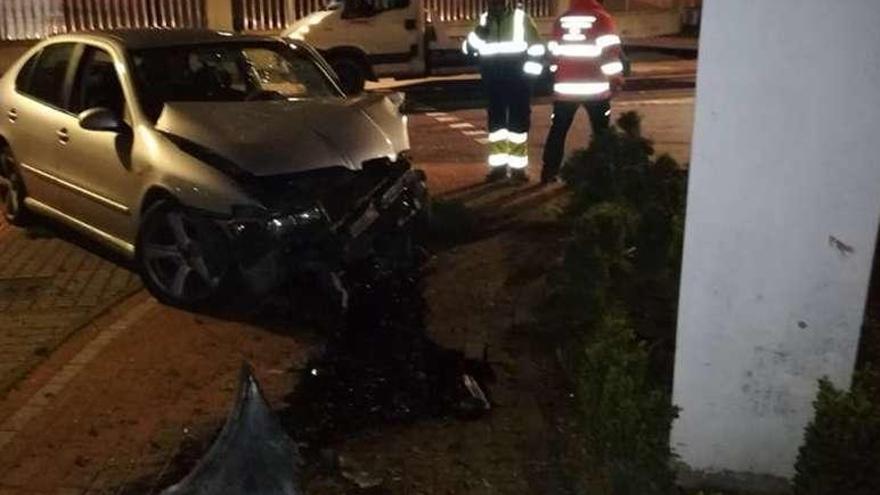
[0,220,141,395]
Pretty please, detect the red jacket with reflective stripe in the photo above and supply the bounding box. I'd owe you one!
[550,0,623,101]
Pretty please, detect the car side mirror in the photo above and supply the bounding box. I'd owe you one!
[78,107,125,132]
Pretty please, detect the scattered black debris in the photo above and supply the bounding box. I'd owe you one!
[281,265,495,446]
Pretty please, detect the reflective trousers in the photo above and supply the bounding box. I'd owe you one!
[541,98,611,177]
[480,60,532,169]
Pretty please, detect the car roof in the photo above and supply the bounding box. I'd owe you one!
[47,29,280,50]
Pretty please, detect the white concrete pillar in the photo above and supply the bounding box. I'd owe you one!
[672,0,880,487]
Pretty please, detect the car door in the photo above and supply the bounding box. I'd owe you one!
[53,44,138,243]
[5,42,80,209]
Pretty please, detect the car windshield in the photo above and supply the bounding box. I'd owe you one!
[130,41,339,121]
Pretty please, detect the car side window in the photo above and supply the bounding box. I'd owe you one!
[71,46,126,118]
[21,43,76,109]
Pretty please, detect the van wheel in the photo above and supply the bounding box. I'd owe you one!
[0,145,30,225]
[329,56,367,95]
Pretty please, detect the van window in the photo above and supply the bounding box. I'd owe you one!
[343,0,410,18]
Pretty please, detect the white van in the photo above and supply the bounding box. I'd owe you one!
[283,0,483,93]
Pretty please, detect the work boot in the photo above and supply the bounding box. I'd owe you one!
[540,170,558,185]
[509,168,529,184]
[485,166,508,183]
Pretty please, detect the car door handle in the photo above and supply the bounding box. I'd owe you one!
[7,108,17,123]
[56,128,69,144]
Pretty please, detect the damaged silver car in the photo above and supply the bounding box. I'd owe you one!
[0,30,427,307]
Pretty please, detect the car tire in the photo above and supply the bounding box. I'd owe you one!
[329,56,367,95]
[136,199,232,308]
[0,145,31,226]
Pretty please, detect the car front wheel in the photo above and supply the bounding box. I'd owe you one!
[136,200,231,307]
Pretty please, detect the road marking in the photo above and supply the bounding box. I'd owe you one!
[0,297,157,450]
[423,106,487,151]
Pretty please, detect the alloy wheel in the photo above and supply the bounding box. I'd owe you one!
[0,148,26,223]
[140,207,228,304]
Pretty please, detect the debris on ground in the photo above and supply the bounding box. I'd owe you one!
[281,266,495,448]
[161,364,303,495]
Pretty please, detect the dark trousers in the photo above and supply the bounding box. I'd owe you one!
[481,60,532,167]
[541,99,611,177]
[484,70,531,135]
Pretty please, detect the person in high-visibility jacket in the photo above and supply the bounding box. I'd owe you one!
[463,0,544,183]
[540,0,625,184]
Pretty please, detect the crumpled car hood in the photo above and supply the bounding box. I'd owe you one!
[155,94,408,177]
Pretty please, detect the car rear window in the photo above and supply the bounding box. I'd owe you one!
[19,43,75,109]
[14,51,39,92]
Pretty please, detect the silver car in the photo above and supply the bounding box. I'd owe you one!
[0,30,427,307]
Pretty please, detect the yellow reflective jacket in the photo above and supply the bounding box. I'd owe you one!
[463,8,542,59]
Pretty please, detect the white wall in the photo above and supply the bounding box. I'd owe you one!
[672,0,880,482]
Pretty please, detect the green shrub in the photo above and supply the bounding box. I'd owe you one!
[542,111,688,494]
[553,112,687,346]
[543,202,639,341]
[793,373,880,495]
[575,313,680,495]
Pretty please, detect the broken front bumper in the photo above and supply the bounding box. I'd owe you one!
[223,168,429,293]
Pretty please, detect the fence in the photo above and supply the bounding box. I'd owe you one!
[425,0,555,22]
[0,0,206,40]
[1,0,562,40]
[234,0,558,31]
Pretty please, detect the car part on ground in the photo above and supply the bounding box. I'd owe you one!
[161,363,304,495]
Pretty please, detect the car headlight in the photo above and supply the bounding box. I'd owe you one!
[229,204,327,238]
[265,204,328,237]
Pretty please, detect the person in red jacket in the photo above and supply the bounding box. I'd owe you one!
[540,0,625,184]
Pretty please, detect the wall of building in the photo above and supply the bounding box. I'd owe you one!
[205,0,234,30]
[0,41,34,75]
[672,0,880,487]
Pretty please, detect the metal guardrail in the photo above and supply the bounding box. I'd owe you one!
[1,0,66,40]
[0,0,206,40]
[236,0,291,32]
[1,0,561,40]
[425,0,556,23]
[234,0,558,32]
